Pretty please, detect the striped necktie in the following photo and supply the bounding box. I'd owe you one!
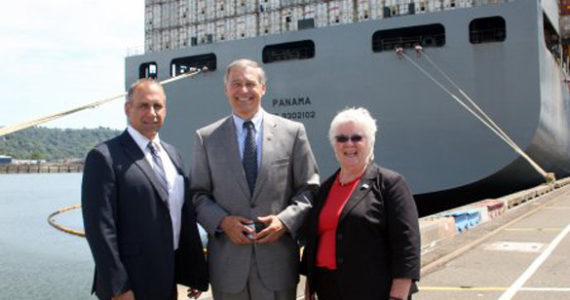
[147,142,169,197]
[242,121,257,195]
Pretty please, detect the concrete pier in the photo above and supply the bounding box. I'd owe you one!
[0,163,83,174]
[174,179,570,300]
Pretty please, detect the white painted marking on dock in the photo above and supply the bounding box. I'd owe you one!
[484,242,544,253]
[498,223,570,300]
[504,227,563,232]
[420,286,570,292]
[520,287,570,292]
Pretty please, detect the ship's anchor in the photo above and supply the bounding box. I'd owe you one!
[395,47,555,184]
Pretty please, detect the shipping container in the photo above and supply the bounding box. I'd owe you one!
[428,0,442,12]
[215,18,236,41]
[304,3,329,28]
[281,6,304,32]
[370,0,384,19]
[236,14,258,39]
[153,4,162,29]
[178,0,189,26]
[179,25,189,47]
[162,29,171,49]
[443,0,457,10]
[357,0,372,21]
[188,25,198,46]
[188,0,197,23]
[170,28,180,49]
[236,0,257,15]
[197,0,207,22]
[260,11,281,35]
[145,5,154,32]
[259,0,281,12]
[413,0,428,13]
[197,22,216,44]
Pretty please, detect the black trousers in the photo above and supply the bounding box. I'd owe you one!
[314,267,343,300]
[313,267,414,300]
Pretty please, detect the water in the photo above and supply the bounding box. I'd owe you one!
[0,173,96,299]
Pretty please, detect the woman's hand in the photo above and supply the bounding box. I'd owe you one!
[389,278,412,300]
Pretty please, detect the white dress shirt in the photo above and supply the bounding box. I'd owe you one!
[127,126,184,250]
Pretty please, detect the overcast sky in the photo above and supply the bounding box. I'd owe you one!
[1,0,144,130]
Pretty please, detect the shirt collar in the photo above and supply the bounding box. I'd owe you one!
[232,109,263,135]
[127,125,162,153]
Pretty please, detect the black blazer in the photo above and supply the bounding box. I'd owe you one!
[82,131,208,300]
[302,163,420,300]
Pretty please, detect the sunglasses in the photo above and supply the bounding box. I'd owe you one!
[335,135,364,143]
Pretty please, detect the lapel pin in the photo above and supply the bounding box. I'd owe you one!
[361,183,369,190]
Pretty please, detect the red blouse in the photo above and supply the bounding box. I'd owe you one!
[315,172,364,269]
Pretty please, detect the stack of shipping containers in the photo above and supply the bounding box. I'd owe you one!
[145,0,481,53]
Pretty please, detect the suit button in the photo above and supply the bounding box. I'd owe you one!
[337,233,342,241]
[338,258,343,265]
[250,204,256,208]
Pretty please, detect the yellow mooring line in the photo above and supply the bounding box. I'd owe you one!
[47,205,85,237]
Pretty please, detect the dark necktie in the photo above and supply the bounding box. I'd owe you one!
[242,121,257,195]
[148,142,169,198]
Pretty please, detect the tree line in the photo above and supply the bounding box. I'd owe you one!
[0,127,121,161]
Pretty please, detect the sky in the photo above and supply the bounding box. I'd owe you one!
[1,0,144,130]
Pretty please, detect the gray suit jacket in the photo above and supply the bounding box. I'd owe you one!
[190,112,319,293]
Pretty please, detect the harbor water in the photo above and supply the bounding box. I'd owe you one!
[0,173,96,299]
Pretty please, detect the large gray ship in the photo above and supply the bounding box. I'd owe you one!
[125,0,570,215]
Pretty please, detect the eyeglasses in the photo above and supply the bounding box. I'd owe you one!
[335,135,364,143]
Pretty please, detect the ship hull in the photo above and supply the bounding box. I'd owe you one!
[126,0,570,215]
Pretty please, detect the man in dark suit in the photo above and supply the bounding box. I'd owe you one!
[82,79,208,300]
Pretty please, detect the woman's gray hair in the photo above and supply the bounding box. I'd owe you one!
[328,107,378,162]
[224,58,267,85]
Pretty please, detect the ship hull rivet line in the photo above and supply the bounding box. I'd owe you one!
[396,48,554,183]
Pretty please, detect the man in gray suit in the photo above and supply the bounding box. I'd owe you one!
[82,79,208,300]
[191,58,319,300]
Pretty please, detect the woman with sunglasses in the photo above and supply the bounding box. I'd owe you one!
[302,107,421,300]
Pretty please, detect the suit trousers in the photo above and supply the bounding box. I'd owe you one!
[314,267,413,300]
[314,267,342,300]
[212,251,296,300]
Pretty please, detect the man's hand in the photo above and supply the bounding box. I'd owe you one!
[187,287,202,299]
[220,215,254,244]
[255,215,286,244]
[112,290,135,300]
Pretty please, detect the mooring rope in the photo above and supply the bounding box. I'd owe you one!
[0,69,201,137]
[398,48,553,182]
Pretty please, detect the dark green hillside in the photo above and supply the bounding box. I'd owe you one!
[0,127,121,161]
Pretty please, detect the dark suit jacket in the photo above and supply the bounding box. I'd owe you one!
[82,131,208,300]
[302,163,420,300]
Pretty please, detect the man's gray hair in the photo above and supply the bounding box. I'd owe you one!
[329,107,378,162]
[224,58,267,85]
[126,78,165,102]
